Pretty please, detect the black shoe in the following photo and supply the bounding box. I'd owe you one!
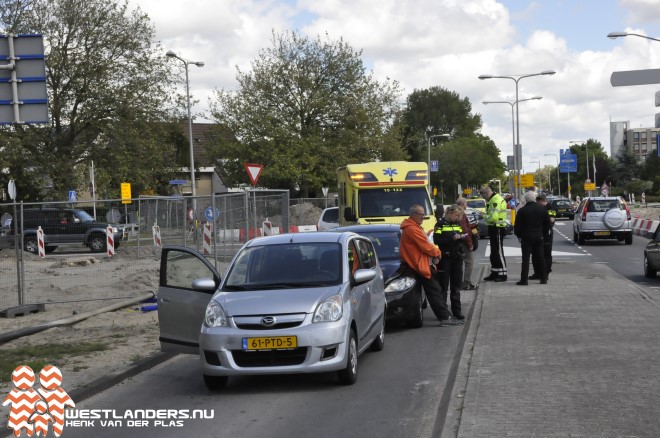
[453,313,465,320]
[529,274,541,280]
[516,280,528,285]
[493,276,507,282]
[540,279,547,284]
[483,274,497,281]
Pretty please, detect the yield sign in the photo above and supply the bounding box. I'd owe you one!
[244,163,264,186]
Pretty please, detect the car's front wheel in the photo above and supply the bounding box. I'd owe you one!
[645,254,657,278]
[338,329,358,385]
[203,375,228,390]
[407,291,424,329]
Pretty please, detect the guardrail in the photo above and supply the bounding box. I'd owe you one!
[631,217,660,239]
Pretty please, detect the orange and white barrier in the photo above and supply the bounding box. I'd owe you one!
[106,226,115,257]
[152,225,162,248]
[203,223,213,255]
[37,226,45,258]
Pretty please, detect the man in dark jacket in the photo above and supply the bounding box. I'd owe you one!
[513,191,550,285]
[530,194,556,279]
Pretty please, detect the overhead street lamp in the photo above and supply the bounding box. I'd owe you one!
[529,160,541,190]
[166,50,205,202]
[482,96,542,197]
[545,153,560,197]
[607,31,660,43]
[479,70,556,202]
[427,133,450,195]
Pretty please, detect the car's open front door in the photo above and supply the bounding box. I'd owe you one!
[157,245,221,354]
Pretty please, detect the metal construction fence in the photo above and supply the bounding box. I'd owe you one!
[0,191,332,317]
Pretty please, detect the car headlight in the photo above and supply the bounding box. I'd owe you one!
[204,300,228,327]
[384,276,416,293]
[313,294,343,323]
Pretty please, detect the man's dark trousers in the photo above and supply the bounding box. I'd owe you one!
[417,273,452,321]
[488,225,507,277]
[438,255,463,317]
[521,235,546,282]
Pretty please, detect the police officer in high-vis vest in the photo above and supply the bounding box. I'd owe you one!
[433,204,467,321]
[480,186,508,282]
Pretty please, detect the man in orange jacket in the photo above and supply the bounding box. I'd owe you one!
[400,204,453,324]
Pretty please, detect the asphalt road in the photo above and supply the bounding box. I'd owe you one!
[57,290,477,438]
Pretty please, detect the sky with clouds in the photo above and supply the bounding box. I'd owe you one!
[129,0,660,172]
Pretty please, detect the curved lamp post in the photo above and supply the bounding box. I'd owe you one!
[166,50,205,200]
[482,96,542,197]
[545,153,560,196]
[607,32,660,43]
[427,133,450,195]
[479,70,555,200]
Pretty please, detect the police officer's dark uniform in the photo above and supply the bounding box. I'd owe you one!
[433,206,467,320]
[530,195,556,280]
[514,193,550,285]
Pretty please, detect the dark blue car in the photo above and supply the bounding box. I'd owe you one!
[333,224,424,328]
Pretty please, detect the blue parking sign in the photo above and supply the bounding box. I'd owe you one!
[68,190,77,202]
[430,160,439,172]
[205,206,220,221]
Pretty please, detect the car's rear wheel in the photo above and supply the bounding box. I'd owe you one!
[203,375,228,390]
[338,329,358,385]
[23,236,38,254]
[89,234,106,252]
[407,291,424,329]
[577,232,585,245]
[645,254,657,278]
[625,233,633,245]
[370,315,385,351]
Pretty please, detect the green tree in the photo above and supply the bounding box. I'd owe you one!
[434,135,505,199]
[612,148,641,186]
[0,0,180,201]
[640,153,660,195]
[400,86,482,161]
[207,30,403,197]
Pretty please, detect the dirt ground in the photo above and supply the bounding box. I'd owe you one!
[0,203,656,400]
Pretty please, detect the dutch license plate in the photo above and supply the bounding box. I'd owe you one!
[242,336,297,351]
[594,231,610,236]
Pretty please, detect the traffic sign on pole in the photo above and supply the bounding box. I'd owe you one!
[610,69,660,87]
[244,163,264,187]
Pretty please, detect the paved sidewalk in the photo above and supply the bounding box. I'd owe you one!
[444,261,660,437]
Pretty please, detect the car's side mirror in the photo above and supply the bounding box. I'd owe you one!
[192,277,217,291]
[344,207,356,222]
[352,269,376,285]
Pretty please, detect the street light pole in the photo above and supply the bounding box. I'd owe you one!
[479,71,555,201]
[570,140,589,195]
[529,160,541,191]
[427,133,450,195]
[483,96,542,198]
[166,50,205,202]
[545,153,560,196]
[607,31,660,43]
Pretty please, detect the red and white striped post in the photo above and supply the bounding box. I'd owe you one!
[203,223,213,255]
[152,224,162,248]
[37,226,45,258]
[106,226,115,257]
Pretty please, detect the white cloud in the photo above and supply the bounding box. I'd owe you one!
[621,0,660,24]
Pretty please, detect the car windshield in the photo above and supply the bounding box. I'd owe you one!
[467,199,486,209]
[356,231,400,260]
[554,200,572,208]
[74,210,95,222]
[323,208,339,222]
[223,242,342,290]
[358,187,431,218]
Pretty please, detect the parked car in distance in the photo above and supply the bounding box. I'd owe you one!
[547,197,575,220]
[157,231,387,390]
[333,224,424,328]
[317,206,339,231]
[573,196,633,245]
[3,208,125,254]
[466,198,487,213]
[644,226,660,278]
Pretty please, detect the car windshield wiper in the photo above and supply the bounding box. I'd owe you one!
[223,284,250,291]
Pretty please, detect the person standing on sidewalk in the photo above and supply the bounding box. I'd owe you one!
[400,204,453,324]
[530,194,556,279]
[455,197,477,290]
[513,191,549,285]
[480,186,508,282]
[433,204,468,321]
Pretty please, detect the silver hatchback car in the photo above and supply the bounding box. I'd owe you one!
[157,232,386,390]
